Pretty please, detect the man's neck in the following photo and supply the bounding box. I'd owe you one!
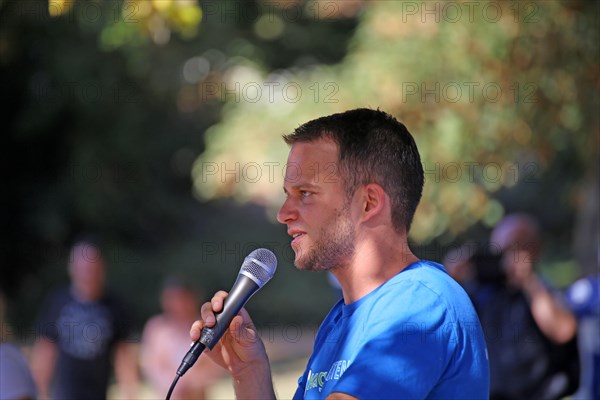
[70,286,102,303]
[332,235,419,304]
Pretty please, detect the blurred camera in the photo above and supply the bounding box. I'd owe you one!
[470,247,506,283]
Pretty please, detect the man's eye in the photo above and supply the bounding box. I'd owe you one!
[300,191,312,198]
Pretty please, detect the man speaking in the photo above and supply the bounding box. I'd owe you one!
[190,108,490,399]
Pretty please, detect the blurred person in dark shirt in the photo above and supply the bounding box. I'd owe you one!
[31,237,139,399]
[465,213,579,400]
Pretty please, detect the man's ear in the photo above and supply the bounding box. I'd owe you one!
[358,183,387,223]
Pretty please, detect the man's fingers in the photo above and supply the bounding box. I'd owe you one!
[210,290,229,312]
[229,313,258,344]
[237,306,252,322]
[200,302,216,326]
[190,320,204,342]
[200,291,229,327]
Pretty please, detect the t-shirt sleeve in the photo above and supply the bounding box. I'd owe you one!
[566,275,599,318]
[330,283,452,399]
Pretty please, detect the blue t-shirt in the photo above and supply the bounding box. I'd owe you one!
[293,261,489,399]
[566,274,600,400]
[0,343,37,400]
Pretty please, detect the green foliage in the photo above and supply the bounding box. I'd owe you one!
[1,0,597,335]
[1,0,357,333]
[194,1,598,250]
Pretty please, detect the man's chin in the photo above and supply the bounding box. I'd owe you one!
[294,256,332,272]
[291,246,307,267]
[293,253,316,271]
[292,246,340,272]
[293,257,311,271]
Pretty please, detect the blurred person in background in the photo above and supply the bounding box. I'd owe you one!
[566,267,600,400]
[140,276,223,399]
[442,241,477,287]
[0,291,37,400]
[30,237,139,400]
[466,213,579,400]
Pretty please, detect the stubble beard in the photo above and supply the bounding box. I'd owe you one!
[294,203,356,272]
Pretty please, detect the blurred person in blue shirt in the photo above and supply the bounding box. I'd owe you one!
[0,291,37,400]
[566,270,600,400]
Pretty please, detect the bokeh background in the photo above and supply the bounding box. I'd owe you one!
[1,0,598,397]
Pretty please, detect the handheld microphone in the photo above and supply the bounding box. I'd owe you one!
[175,248,277,378]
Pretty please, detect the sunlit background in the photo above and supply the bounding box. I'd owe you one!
[2,0,598,397]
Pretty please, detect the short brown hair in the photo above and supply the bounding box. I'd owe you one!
[284,108,424,233]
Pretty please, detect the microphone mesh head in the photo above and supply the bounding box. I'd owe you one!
[241,248,277,288]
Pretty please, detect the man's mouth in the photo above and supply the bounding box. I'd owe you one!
[290,231,306,246]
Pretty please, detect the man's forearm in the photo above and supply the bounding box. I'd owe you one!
[233,359,276,400]
[523,276,577,343]
[115,342,140,399]
[31,338,57,400]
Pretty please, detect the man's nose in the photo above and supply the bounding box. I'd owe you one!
[277,197,297,224]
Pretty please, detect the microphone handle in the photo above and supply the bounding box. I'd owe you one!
[175,275,260,377]
[200,275,260,349]
[176,341,206,376]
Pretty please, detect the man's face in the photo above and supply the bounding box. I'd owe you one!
[69,244,105,301]
[491,219,540,286]
[161,287,199,322]
[277,138,356,271]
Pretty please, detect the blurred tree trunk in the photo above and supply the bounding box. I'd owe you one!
[574,169,599,276]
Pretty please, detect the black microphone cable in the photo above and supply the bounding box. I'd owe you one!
[166,375,179,400]
[166,341,206,400]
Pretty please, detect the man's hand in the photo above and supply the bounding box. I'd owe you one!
[190,291,276,399]
[501,249,577,344]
